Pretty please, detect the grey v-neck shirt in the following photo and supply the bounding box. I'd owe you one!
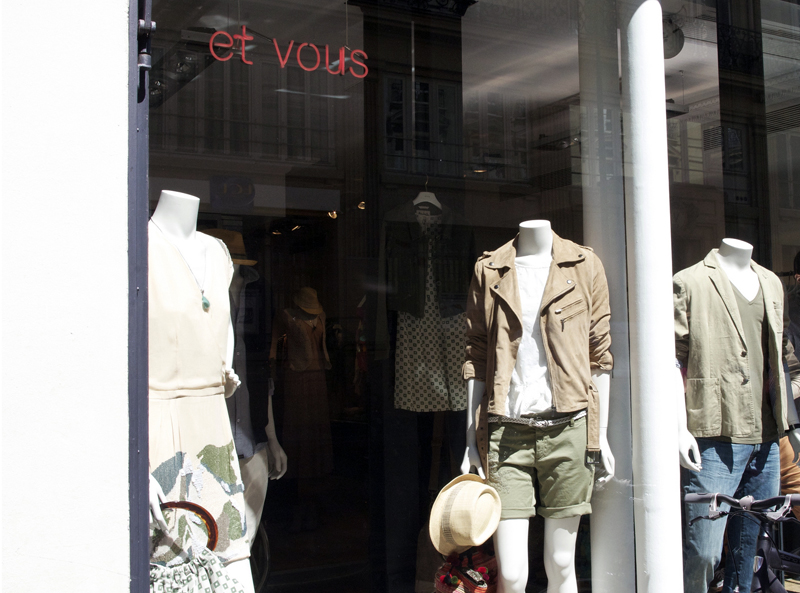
[723,284,780,444]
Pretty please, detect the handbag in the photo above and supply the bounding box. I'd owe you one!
[434,544,497,593]
[150,501,248,593]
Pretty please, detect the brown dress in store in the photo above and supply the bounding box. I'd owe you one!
[271,309,334,479]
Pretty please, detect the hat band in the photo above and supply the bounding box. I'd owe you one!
[441,482,468,546]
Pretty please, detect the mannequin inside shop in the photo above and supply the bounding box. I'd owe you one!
[461,220,614,593]
[675,237,800,471]
[148,189,254,593]
[676,237,800,593]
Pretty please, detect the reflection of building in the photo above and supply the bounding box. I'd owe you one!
[9,0,800,591]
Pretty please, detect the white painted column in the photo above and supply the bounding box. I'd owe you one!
[578,0,636,590]
[618,1,684,591]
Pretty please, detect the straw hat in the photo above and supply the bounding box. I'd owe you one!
[202,228,257,266]
[429,474,501,556]
[293,287,323,315]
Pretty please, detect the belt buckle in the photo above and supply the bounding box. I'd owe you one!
[585,450,602,465]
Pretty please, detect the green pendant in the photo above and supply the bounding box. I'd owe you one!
[202,295,210,311]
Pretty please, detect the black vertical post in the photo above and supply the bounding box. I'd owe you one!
[716,0,772,265]
[129,0,151,590]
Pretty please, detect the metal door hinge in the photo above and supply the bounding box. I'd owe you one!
[137,19,156,72]
[138,19,156,36]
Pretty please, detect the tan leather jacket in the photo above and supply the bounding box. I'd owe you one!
[462,232,613,473]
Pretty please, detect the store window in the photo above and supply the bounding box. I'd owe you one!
[146,0,800,591]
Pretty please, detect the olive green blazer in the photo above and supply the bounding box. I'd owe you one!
[673,249,792,440]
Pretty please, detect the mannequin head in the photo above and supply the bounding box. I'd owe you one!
[719,238,753,253]
[717,238,754,270]
[517,220,553,259]
[519,220,551,231]
[151,190,201,241]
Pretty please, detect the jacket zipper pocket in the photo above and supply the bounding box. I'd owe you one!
[561,307,587,331]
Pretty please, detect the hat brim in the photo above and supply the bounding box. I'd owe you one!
[232,257,258,266]
[293,296,323,315]
[429,474,500,556]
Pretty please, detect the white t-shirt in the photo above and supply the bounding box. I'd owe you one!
[505,260,553,417]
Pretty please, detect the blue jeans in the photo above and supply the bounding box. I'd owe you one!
[682,438,780,593]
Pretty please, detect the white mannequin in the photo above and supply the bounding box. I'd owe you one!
[717,238,759,300]
[230,264,288,478]
[413,190,442,209]
[676,238,800,472]
[150,190,236,367]
[148,190,254,593]
[461,220,615,593]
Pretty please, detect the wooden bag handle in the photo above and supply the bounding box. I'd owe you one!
[160,501,219,551]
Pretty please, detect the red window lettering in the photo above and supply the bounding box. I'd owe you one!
[349,49,368,78]
[211,30,368,78]
[296,43,321,72]
[325,45,345,75]
[233,25,254,65]
[209,31,234,61]
[273,39,295,68]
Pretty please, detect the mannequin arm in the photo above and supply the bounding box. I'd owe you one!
[226,317,234,368]
[789,349,800,400]
[785,386,800,463]
[265,378,287,479]
[781,354,800,462]
[222,317,241,397]
[461,378,486,479]
[592,370,615,481]
[674,366,702,472]
[149,475,168,532]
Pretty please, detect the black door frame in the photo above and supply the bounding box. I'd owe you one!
[129,0,152,589]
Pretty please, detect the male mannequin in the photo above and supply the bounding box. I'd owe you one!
[675,238,800,593]
[205,226,288,549]
[147,190,254,593]
[462,220,614,593]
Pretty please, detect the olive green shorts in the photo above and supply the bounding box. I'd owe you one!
[486,416,594,520]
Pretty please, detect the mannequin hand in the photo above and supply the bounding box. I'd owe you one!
[460,444,485,480]
[596,433,615,483]
[268,378,275,397]
[267,437,288,479]
[678,428,702,472]
[789,429,800,464]
[224,368,241,398]
[149,475,168,533]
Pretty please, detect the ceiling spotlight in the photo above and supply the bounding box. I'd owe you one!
[291,225,301,231]
[357,201,366,210]
[328,211,338,219]
[272,230,282,235]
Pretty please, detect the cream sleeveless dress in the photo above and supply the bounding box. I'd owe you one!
[148,221,249,566]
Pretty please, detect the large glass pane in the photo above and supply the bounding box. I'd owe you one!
[147,0,621,587]
[143,0,800,590]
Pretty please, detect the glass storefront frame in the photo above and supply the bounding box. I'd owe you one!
[130,0,800,591]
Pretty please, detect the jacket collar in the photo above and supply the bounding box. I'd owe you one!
[485,231,587,325]
[704,248,783,341]
[485,231,586,271]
